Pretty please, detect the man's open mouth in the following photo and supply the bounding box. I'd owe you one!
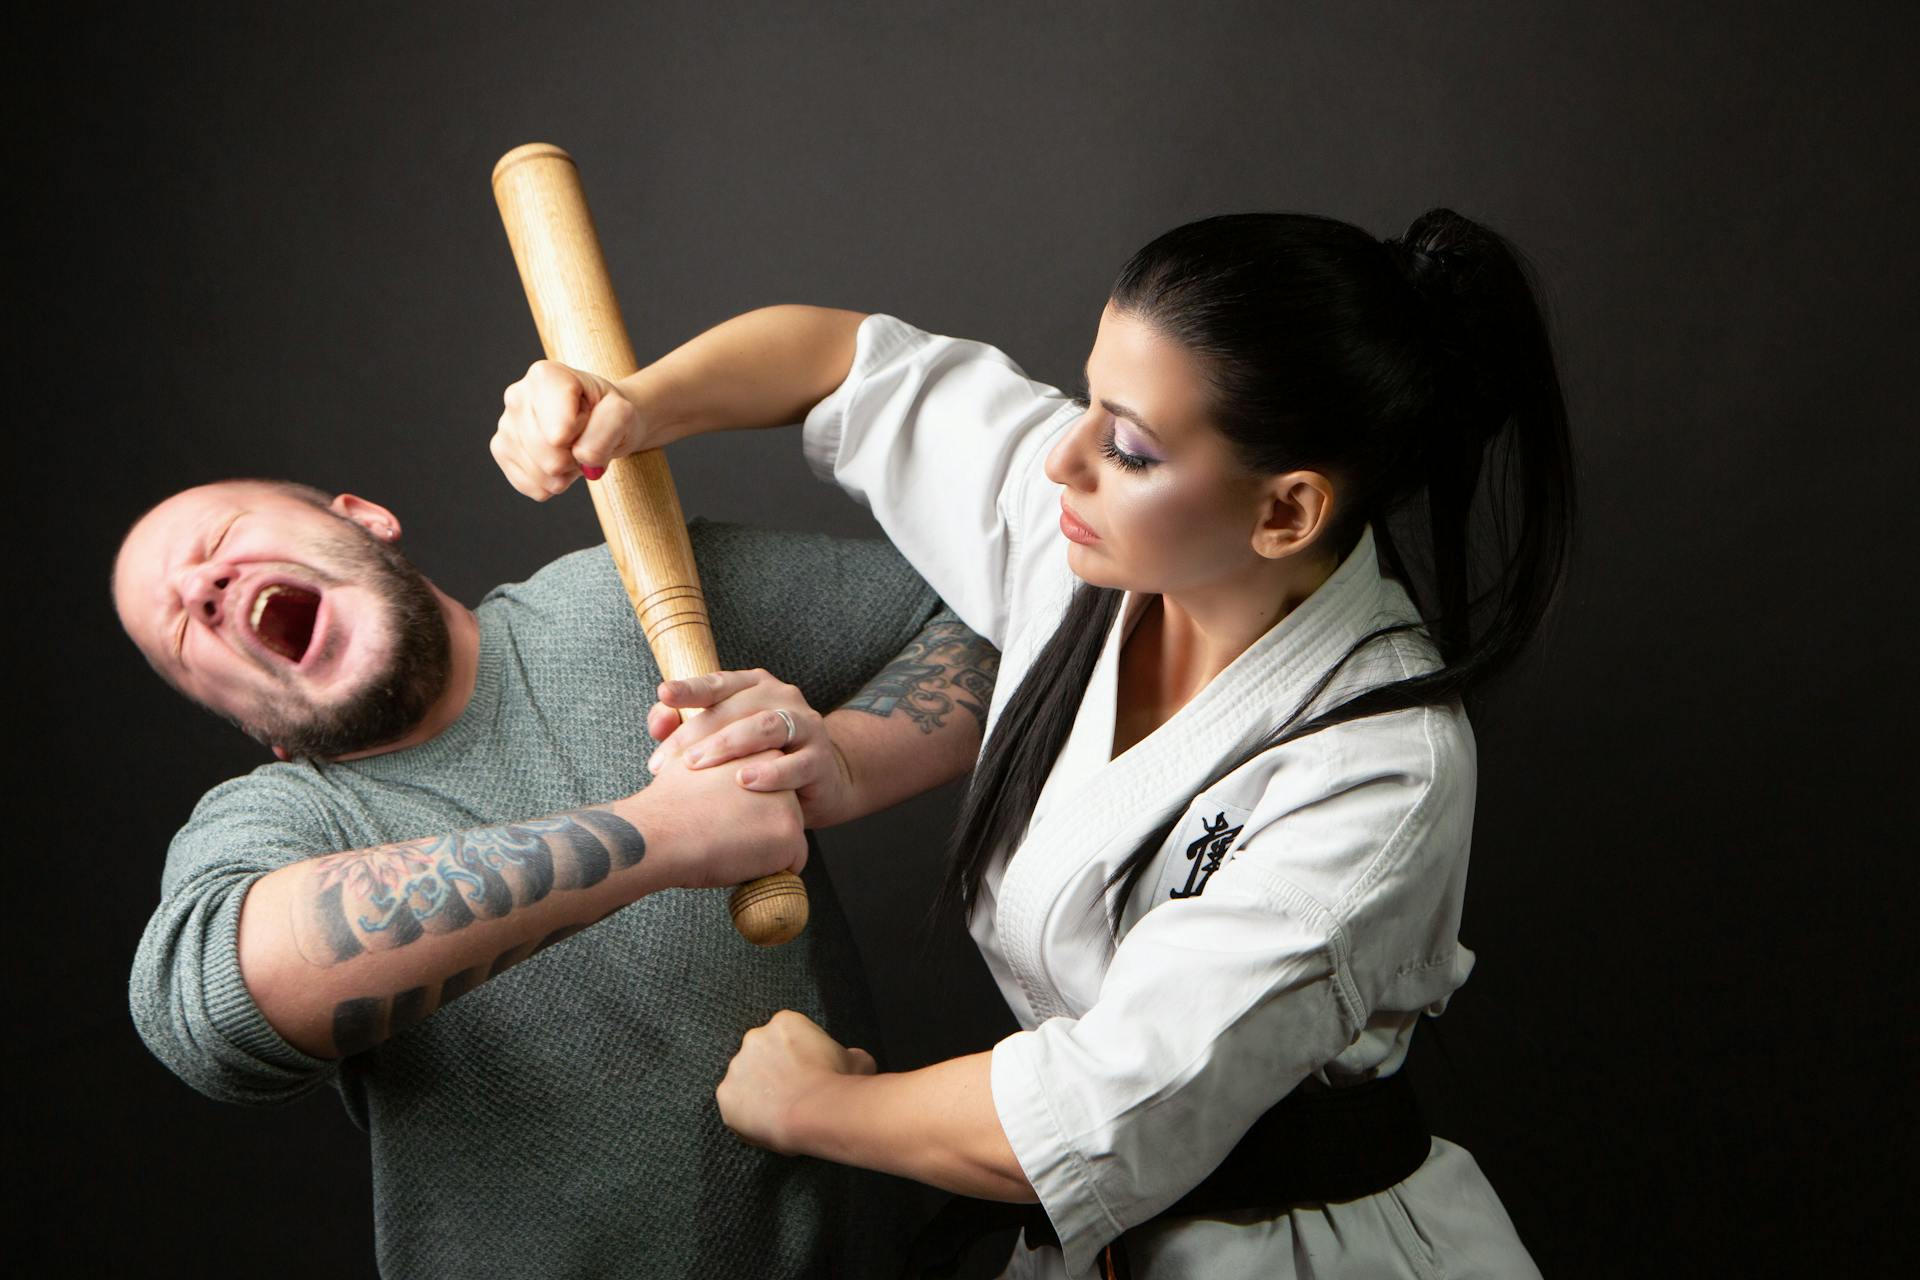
[250,585,321,663]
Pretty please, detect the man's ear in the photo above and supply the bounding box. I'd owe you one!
[331,493,402,542]
[1250,470,1336,560]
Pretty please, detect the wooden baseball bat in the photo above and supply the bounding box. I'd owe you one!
[492,142,808,947]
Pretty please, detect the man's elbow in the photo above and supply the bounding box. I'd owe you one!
[127,969,327,1109]
[128,886,333,1107]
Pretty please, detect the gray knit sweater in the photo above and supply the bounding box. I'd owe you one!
[130,521,941,1278]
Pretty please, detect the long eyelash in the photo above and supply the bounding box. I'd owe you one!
[1099,427,1152,473]
[1071,392,1153,472]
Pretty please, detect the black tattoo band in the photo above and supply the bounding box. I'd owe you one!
[328,924,599,1057]
[300,808,646,1055]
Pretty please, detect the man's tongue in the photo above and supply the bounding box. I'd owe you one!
[251,585,321,663]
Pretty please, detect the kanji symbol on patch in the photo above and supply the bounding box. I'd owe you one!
[1169,811,1243,900]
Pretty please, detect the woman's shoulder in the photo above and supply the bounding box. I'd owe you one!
[1297,697,1474,797]
[1206,701,1475,907]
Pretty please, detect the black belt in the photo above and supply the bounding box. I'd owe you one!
[902,1070,1429,1278]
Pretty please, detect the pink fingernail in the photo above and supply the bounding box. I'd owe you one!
[582,465,606,481]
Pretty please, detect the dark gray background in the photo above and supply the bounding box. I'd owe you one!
[12,2,1912,1275]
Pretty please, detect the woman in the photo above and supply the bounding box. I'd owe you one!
[492,209,1572,1278]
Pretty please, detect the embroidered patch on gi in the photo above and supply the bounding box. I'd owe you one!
[1168,804,1251,900]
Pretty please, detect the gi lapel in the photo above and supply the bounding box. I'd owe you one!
[992,527,1408,1022]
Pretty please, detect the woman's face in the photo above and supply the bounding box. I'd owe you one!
[1044,303,1275,595]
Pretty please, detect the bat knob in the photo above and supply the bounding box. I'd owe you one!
[728,871,810,947]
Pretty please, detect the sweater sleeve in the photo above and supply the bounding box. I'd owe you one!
[801,314,1079,649]
[129,769,341,1106]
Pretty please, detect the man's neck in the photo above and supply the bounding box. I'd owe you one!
[330,585,479,763]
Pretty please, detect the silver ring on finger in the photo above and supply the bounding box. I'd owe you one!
[774,708,797,749]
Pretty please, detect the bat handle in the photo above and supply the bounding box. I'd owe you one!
[728,874,808,948]
[492,142,808,946]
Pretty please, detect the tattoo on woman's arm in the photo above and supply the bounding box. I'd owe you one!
[844,618,1000,733]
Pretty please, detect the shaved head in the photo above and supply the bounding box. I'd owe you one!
[113,480,452,758]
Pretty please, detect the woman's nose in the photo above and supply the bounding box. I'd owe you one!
[1044,411,1098,489]
[181,563,236,628]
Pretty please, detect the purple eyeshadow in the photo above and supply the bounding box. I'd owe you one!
[1115,425,1163,462]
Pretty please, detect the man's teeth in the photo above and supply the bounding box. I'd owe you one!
[250,586,284,631]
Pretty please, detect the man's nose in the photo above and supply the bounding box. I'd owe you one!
[181,563,236,628]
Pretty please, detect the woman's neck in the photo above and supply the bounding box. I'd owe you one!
[1112,552,1338,757]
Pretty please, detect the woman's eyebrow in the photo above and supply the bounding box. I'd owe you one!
[1081,363,1165,442]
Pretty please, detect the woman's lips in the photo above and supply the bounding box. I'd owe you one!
[1059,500,1099,545]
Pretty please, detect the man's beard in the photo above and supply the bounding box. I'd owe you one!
[240,521,452,760]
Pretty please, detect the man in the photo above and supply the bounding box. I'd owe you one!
[116,478,998,1277]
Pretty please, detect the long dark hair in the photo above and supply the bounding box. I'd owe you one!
[938,209,1577,930]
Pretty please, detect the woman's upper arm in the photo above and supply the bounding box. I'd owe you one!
[802,313,1076,648]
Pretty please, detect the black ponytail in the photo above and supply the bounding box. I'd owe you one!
[936,582,1122,924]
[940,209,1577,929]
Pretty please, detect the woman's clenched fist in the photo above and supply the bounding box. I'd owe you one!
[492,359,662,499]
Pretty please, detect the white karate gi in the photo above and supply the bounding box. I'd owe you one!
[804,314,1540,1279]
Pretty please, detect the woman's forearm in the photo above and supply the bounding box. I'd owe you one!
[629,304,868,446]
[788,1051,1036,1202]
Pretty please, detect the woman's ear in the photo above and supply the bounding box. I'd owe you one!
[330,493,403,542]
[1250,470,1336,560]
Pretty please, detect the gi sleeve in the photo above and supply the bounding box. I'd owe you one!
[802,313,1078,649]
[988,708,1472,1275]
[128,770,341,1106]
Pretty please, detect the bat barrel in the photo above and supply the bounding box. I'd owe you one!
[493,143,808,947]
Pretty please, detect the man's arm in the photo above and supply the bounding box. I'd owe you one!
[648,610,1001,828]
[825,611,1000,820]
[235,761,802,1059]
